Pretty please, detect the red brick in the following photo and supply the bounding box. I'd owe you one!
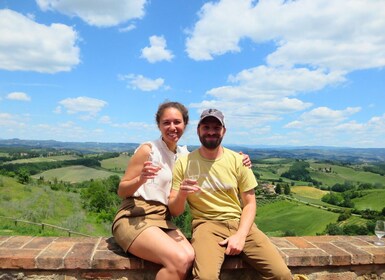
[92,249,145,270]
[332,241,372,265]
[64,242,95,269]
[363,247,385,264]
[313,242,351,265]
[286,237,316,249]
[270,237,297,249]
[282,248,330,266]
[23,236,56,249]
[0,249,38,269]
[0,236,34,249]
[303,235,345,243]
[36,241,74,269]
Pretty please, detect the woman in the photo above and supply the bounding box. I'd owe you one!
[112,102,194,280]
[112,101,251,280]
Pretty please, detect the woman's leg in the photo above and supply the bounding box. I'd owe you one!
[129,226,195,280]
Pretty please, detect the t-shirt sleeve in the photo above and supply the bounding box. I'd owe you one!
[172,157,185,191]
[238,161,258,193]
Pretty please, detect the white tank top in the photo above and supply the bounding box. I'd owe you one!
[133,137,189,205]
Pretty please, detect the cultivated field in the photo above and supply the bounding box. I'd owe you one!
[32,165,117,184]
[100,154,130,173]
[256,199,338,236]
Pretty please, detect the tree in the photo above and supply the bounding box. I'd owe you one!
[325,223,344,235]
[281,160,311,182]
[17,168,30,184]
[275,184,282,194]
[284,184,291,195]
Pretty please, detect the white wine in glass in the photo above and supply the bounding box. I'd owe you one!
[187,160,200,181]
[374,220,385,246]
[148,152,161,184]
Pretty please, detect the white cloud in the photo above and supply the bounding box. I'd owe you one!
[0,112,19,126]
[186,0,385,72]
[58,96,107,117]
[99,115,112,124]
[36,0,147,27]
[119,24,136,33]
[119,74,165,91]
[0,9,80,73]
[141,35,174,63]
[285,106,361,129]
[192,66,346,127]
[6,92,31,102]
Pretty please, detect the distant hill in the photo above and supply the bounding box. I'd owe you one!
[1,138,385,163]
[0,138,138,153]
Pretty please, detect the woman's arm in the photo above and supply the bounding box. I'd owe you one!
[117,144,152,198]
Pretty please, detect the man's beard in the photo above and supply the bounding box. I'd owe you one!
[199,135,223,149]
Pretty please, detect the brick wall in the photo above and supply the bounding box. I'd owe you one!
[1,235,385,280]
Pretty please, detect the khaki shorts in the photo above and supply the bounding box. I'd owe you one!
[112,197,177,252]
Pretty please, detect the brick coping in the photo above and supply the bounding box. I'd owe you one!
[0,235,384,270]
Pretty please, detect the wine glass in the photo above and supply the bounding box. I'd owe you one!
[186,160,200,181]
[374,220,385,246]
[148,152,161,184]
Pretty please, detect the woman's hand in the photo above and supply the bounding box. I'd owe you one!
[239,152,252,168]
[141,160,161,181]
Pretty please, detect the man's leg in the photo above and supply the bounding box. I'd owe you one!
[190,221,228,280]
[238,223,292,280]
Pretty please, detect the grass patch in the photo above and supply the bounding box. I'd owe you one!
[100,154,130,173]
[310,163,385,186]
[291,186,328,200]
[6,155,80,164]
[32,165,117,183]
[256,199,338,236]
[0,175,111,236]
[352,189,385,211]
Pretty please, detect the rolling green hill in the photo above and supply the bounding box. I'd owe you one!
[256,199,339,236]
[352,189,385,211]
[31,165,118,183]
[100,154,130,173]
[0,175,110,236]
[310,162,385,186]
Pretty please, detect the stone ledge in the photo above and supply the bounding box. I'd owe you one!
[1,235,385,280]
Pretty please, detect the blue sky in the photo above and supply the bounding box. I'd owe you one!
[1,0,385,148]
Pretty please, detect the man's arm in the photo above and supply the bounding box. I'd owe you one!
[168,179,200,216]
[218,189,256,255]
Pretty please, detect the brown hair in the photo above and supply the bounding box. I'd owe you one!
[156,101,189,126]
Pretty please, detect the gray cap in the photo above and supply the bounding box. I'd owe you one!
[198,109,225,127]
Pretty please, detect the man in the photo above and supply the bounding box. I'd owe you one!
[168,109,294,280]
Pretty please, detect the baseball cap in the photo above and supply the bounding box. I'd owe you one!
[198,109,225,127]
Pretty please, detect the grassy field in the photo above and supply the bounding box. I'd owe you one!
[310,162,385,186]
[100,154,130,173]
[352,189,385,211]
[6,155,80,164]
[0,175,110,236]
[291,186,328,199]
[256,199,339,236]
[31,165,117,183]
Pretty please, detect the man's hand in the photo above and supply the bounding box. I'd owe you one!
[179,178,201,196]
[218,234,246,255]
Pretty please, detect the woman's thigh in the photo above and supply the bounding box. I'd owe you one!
[129,226,193,265]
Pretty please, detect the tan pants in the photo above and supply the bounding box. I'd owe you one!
[191,220,292,280]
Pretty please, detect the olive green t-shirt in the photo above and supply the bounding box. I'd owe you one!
[172,148,257,221]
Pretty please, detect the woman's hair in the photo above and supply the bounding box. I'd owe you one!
[156,101,189,126]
